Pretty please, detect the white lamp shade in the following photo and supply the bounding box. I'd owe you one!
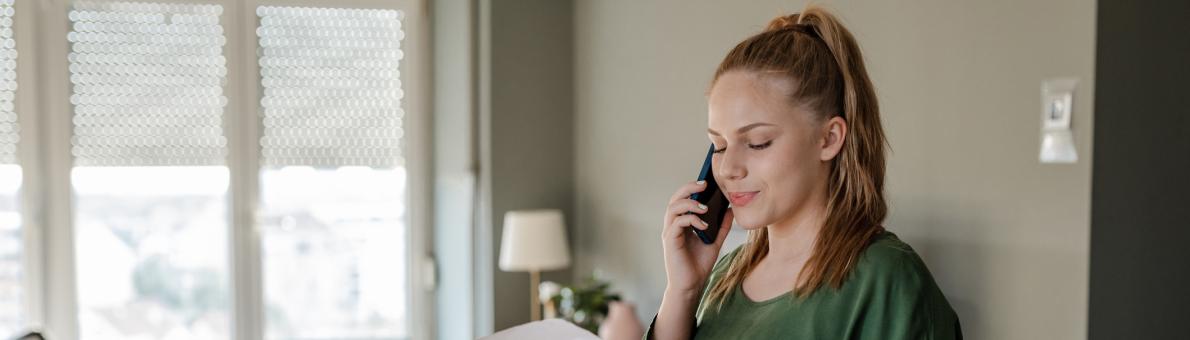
[499,209,571,272]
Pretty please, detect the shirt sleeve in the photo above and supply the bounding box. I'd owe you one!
[856,251,963,340]
[643,314,697,340]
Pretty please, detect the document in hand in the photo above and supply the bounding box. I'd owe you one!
[478,319,600,340]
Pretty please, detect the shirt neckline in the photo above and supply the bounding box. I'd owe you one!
[735,283,795,306]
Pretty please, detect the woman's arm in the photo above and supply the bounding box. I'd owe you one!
[652,286,701,340]
[652,181,737,339]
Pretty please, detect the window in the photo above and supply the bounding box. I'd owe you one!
[72,167,230,339]
[259,167,407,339]
[7,0,428,339]
[67,2,231,338]
[0,0,428,337]
[255,6,410,338]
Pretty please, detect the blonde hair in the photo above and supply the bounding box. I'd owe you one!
[703,4,888,310]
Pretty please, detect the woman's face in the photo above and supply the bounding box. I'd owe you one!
[706,70,846,230]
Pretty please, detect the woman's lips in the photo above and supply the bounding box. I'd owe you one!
[728,191,759,207]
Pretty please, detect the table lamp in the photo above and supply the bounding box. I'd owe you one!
[499,209,571,321]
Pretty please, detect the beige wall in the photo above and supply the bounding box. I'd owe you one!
[482,0,576,332]
[572,1,1095,339]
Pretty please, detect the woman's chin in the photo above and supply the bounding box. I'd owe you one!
[738,224,765,231]
[732,214,768,230]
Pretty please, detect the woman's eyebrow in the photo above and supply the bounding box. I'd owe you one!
[707,122,777,136]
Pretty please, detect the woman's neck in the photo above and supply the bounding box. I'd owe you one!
[764,193,828,263]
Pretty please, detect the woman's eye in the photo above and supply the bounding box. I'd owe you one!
[712,141,770,153]
[748,141,773,150]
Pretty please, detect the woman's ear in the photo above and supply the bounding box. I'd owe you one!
[819,116,847,161]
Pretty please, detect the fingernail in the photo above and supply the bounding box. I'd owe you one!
[701,219,709,226]
[698,203,708,210]
[696,180,706,185]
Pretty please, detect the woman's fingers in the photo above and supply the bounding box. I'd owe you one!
[664,214,709,240]
[668,180,708,204]
[666,199,707,218]
[662,182,713,247]
[683,214,710,230]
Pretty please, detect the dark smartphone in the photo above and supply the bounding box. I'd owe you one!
[688,144,731,244]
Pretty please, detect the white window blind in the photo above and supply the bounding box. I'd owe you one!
[257,6,406,168]
[0,0,15,165]
[68,1,228,166]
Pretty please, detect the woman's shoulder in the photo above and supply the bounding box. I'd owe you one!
[854,231,963,337]
[855,230,938,288]
[862,231,918,262]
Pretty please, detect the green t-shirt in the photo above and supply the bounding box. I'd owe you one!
[647,231,962,339]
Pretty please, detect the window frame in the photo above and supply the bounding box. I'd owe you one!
[14,0,43,333]
[18,0,433,339]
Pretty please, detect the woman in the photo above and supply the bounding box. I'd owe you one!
[649,5,962,340]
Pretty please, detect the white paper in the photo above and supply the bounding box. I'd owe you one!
[478,319,600,340]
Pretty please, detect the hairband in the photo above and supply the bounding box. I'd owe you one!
[783,24,821,39]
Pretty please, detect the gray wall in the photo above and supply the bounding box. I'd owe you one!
[572,1,1095,339]
[480,0,576,332]
[1088,0,1190,338]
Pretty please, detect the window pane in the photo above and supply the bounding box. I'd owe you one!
[256,5,410,339]
[67,1,230,338]
[73,167,230,340]
[0,165,21,337]
[260,166,407,339]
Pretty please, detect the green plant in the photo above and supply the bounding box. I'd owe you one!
[543,277,622,333]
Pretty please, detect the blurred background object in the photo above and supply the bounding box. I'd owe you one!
[540,276,620,334]
[10,330,44,340]
[499,209,572,321]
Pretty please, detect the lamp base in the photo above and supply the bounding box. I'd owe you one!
[530,269,541,321]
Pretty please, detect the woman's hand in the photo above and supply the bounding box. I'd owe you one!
[653,181,734,340]
[661,180,735,295]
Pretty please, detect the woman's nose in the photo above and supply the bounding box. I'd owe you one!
[717,150,747,181]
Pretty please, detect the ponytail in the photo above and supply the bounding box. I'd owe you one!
[702,4,888,311]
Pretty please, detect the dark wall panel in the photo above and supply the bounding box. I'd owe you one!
[1089,1,1190,339]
